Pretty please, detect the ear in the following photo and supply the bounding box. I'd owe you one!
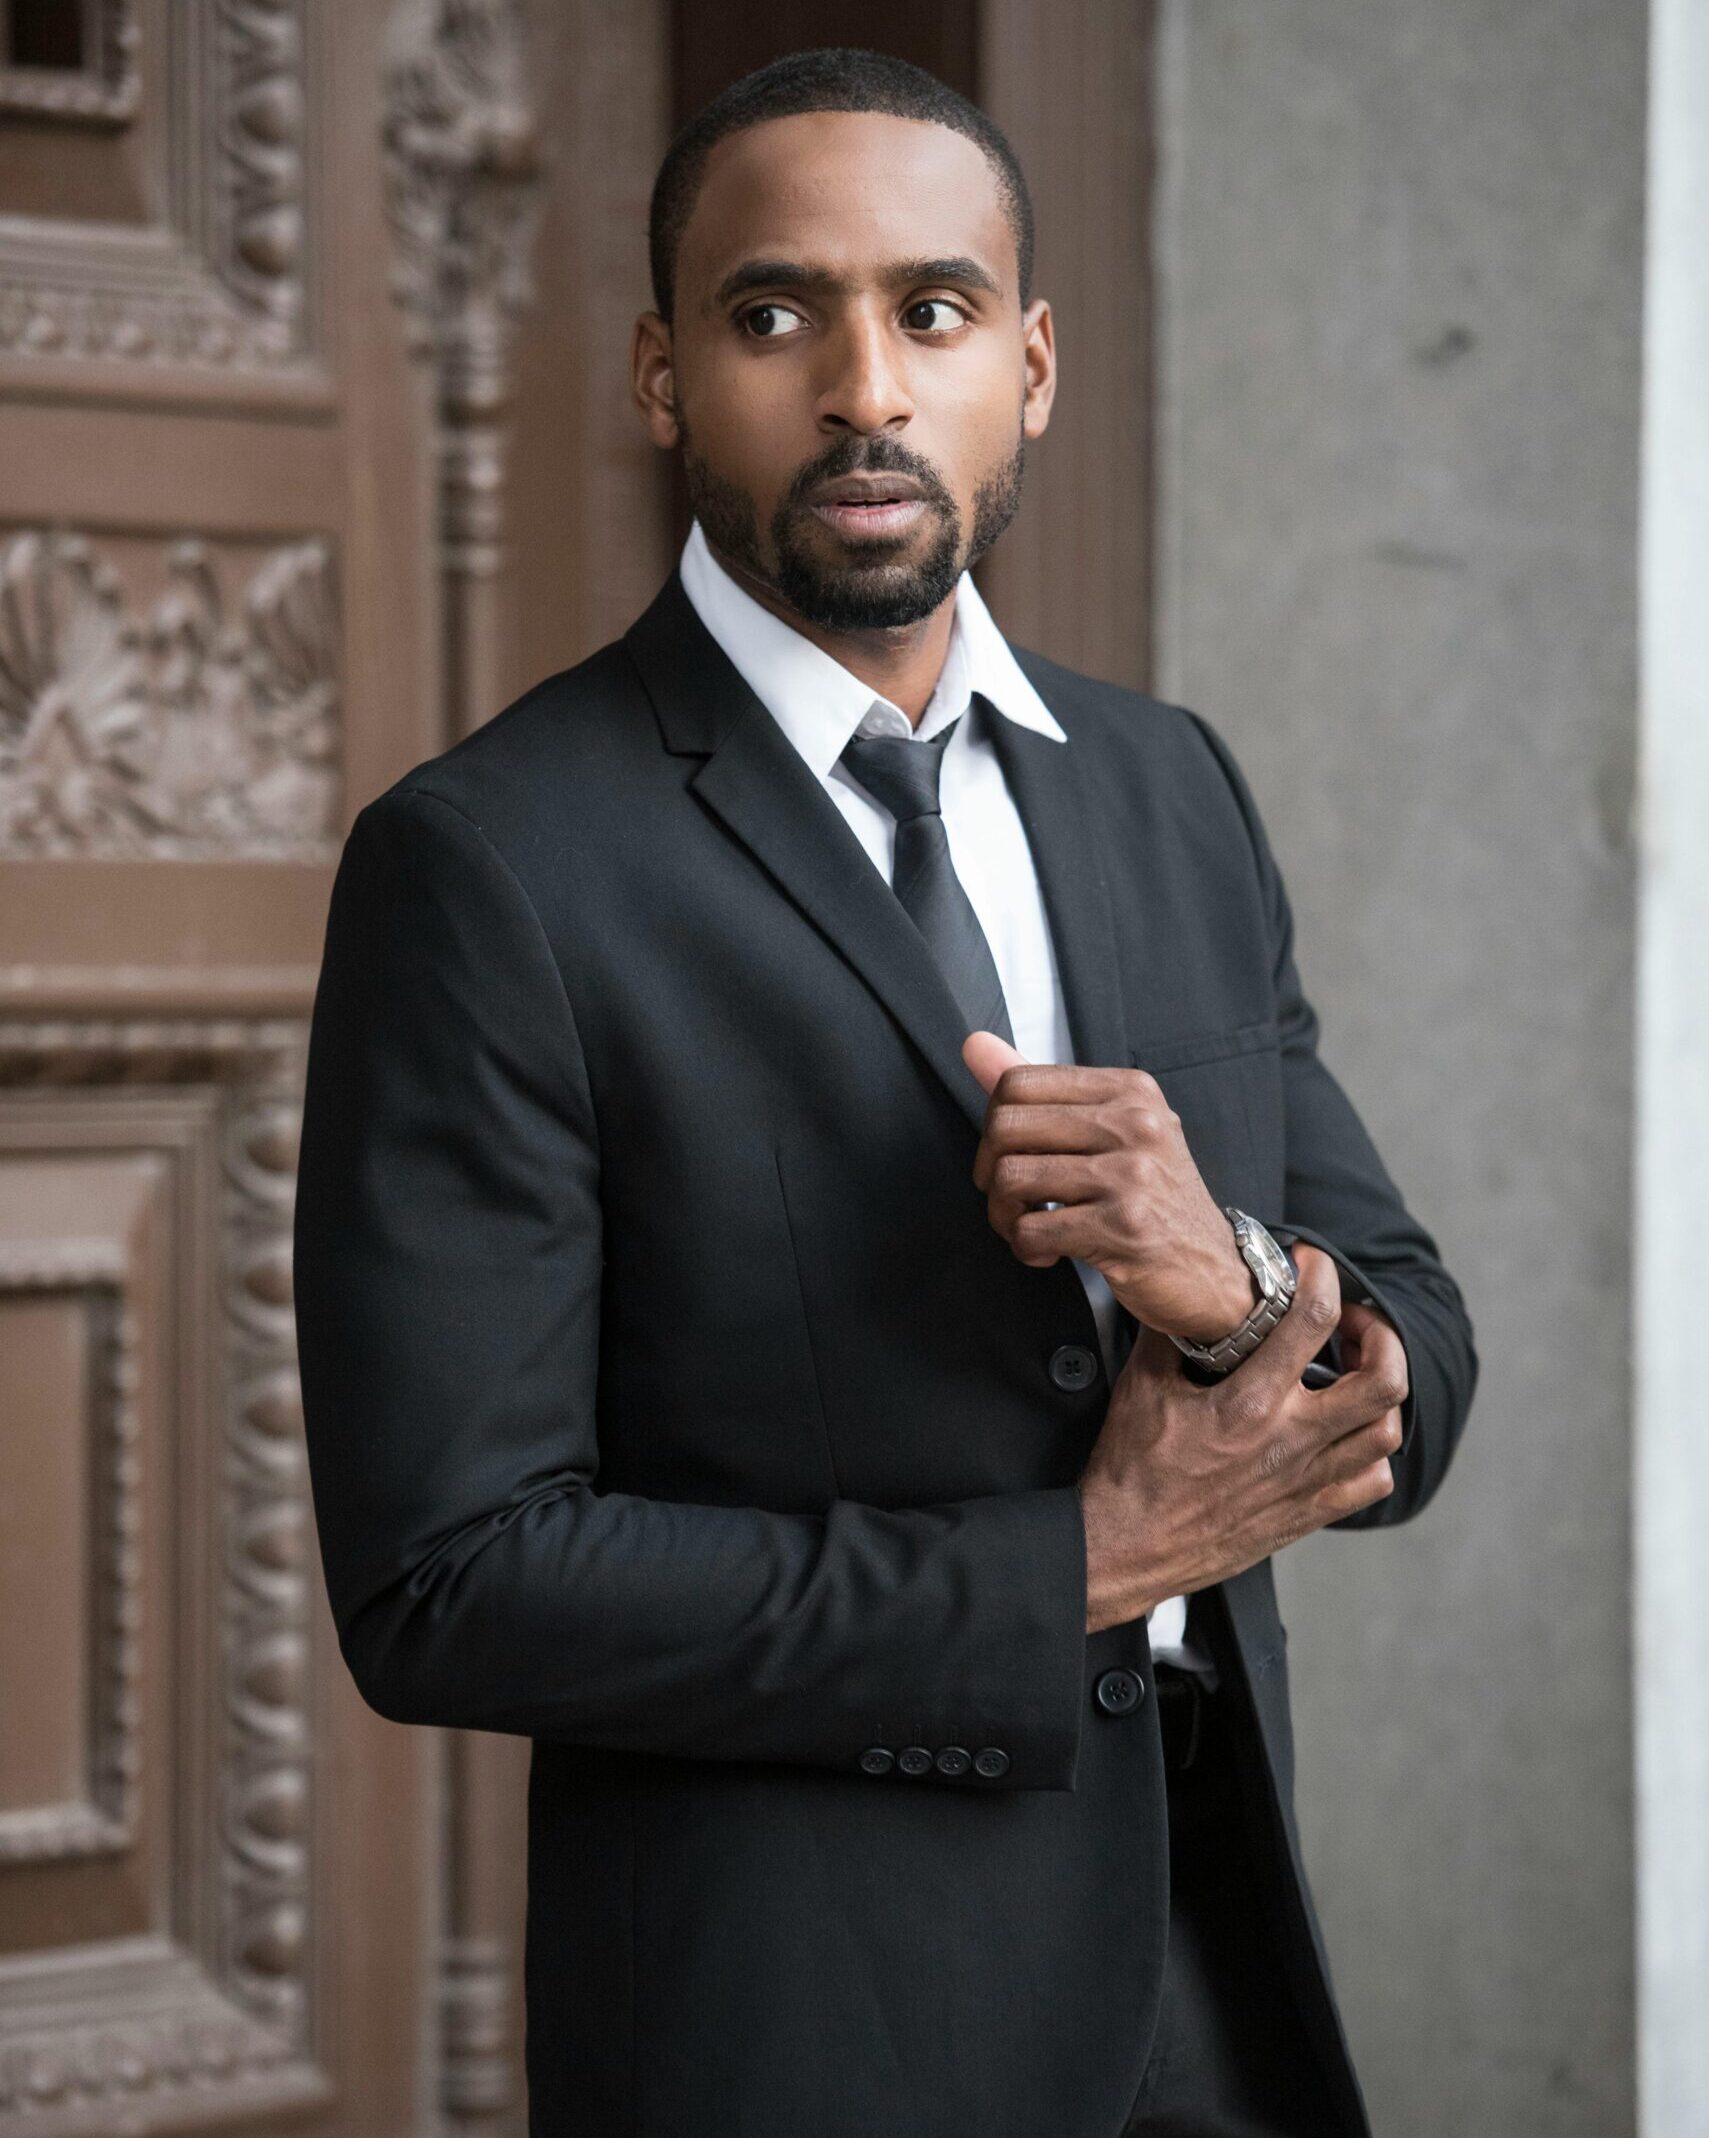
[1020,296,1056,442]
[631,311,680,450]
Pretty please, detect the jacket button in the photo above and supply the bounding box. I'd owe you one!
[1095,1667,1144,1715]
[897,1745,934,1776]
[935,1745,971,1777]
[1048,1343,1099,1392]
[973,1746,1010,1778]
[859,1746,895,1775]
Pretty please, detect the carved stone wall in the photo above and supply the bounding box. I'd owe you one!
[0,1243,140,1865]
[0,528,340,859]
[381,0,543,578]
[0,1022,327,2132]
[0,0,666,2123]
[0,0,141,124]
[0,0,321,381]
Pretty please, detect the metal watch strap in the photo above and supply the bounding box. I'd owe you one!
[1168,1209,1296,1375]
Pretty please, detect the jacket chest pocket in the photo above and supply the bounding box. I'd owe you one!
[1132,1017,1285,1218]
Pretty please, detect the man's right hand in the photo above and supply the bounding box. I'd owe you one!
[1077,1245,1405,1634]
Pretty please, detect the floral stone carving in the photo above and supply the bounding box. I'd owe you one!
[0,528,340,859]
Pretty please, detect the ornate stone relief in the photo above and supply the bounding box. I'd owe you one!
[0,0,141,124]
[381,0,544,571]
[380,5,542,2109]
[0,1,318,376]
[0,1245,141,1864]
[0,527,340,859]
[437,1931,515,2121]
[0,1021,327,2125]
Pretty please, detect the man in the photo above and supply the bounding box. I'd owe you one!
[293,46,1477,2138]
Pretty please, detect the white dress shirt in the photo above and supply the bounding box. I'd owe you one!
[679,518,1212,1676]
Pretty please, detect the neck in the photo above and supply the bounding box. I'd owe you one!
[711,547,957,728]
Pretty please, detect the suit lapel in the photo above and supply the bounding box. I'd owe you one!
[627,573,993,1138]
[983,683,1143,1360]
[978,685,1131,1077]
[624,572,1131,1145]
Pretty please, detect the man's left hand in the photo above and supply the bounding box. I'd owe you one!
[963,1029,1257,1347]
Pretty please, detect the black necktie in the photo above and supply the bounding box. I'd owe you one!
[837,708,1016,1045]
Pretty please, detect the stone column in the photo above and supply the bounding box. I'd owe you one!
[1151,4,1654,2130]
[1634,1,1709,2130]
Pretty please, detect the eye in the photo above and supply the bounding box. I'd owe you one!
[904,299,967,333]
[739,302,807,339]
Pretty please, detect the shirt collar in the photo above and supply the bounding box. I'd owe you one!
[678,517,1066,783]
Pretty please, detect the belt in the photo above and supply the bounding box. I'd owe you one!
[1154,1662,1213,1775]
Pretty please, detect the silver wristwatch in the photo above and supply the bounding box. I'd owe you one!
[1169,1208,1296,1375]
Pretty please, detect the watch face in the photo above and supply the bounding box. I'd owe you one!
[1235,1213,1295,1302]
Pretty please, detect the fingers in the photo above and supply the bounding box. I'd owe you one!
[1219,1243,1343,1407]
[962,1028,1029,1098]
[1314,1454,1396,1521]
[982,1062,1133,1111]
[972,1100,1113,1193]
[1305,1408,1402,1489]
[1336,1297,1390,1371]
[983,1150,1105,1219]
[971,1066,1155,1189]
[1311,1312,1409,1439]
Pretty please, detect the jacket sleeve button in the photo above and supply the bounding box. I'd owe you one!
[1095,1667,1145,1715]
[859,1746,895,1775]
[934,1745,971,1777]
[973,1746,1010,1778]
[897,1745,934,1777]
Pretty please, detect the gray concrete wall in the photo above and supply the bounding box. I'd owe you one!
[1151,5,1647,2131]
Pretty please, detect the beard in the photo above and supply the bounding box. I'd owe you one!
[680,421,1026,632]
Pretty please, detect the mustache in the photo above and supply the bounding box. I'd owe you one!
[781,435,955,514]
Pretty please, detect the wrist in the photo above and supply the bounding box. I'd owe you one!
[1171,1246,1261,1346]
[1169,1209,1296,1374]
[1077,1476,1158,1634]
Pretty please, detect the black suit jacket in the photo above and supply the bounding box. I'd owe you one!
[293,568,1477,2138]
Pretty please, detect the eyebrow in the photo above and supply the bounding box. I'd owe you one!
[708,254,1003,312]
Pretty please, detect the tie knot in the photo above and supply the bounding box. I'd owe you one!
[838,715,960,822]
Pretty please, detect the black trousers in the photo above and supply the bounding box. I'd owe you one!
[1119,1665,1346,2137]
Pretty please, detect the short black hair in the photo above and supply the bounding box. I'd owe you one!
[648,47,1034,326]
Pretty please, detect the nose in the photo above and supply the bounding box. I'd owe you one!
[814,310,914,435]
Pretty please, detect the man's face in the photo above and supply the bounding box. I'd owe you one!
[634,110,1054,633]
